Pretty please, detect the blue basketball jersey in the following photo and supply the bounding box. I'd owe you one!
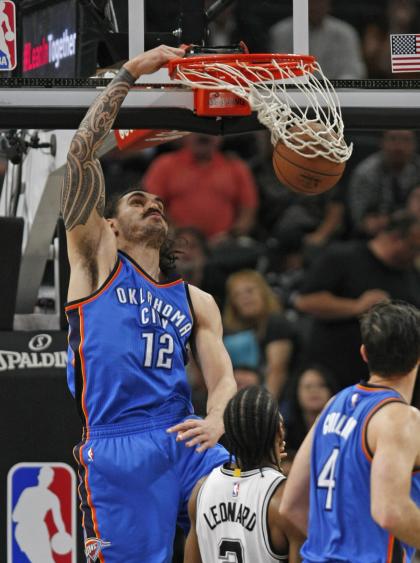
[302,383,420,563]
[65,251,194,429]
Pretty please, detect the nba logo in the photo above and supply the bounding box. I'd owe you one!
[232,482,240,497]
[7,462,77,563]
[0,0,16,70]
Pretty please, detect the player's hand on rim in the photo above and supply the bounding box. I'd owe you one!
[167,416,224,453]
[124,44,186,79]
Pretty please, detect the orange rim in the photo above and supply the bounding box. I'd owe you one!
[168,53,316,83]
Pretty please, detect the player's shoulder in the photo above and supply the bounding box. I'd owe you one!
[405,404,420,426]
[268,471,287,499]
[371,399,420,431]
[187,284,218,311]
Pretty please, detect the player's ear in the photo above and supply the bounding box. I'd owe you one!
[277,419,285,448]
[107,218,119,237]
[360,344,368,364]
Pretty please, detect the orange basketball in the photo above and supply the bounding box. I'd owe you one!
[272,125,346,196]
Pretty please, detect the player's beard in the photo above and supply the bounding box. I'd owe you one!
[120,218,168,249]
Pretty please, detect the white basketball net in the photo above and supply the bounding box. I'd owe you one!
[173,58,353,163]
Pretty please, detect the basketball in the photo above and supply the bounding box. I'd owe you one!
[272,124,346,196]
[5,32,14,42]
[51,531,73,555]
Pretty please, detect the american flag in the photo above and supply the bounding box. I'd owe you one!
[390,34,420,73]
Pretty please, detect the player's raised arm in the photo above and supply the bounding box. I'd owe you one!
[168,286,237,452]
[61,69,133,233]
[61,46,185,296]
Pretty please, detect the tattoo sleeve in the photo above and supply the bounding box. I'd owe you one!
[61,67,135,231]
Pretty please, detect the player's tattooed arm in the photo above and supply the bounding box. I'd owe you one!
[61,68,135,231]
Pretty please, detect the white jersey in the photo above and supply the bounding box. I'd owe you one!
[196,465,288,563]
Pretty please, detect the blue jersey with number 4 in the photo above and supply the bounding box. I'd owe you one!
[302,383,420,563]
[65,251,194,429]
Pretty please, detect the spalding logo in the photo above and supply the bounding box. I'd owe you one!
[28,333,52,351]
[85,538,111,561]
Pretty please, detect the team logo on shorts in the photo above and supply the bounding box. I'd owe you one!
[7,462,76,562]
[0,1,17,70]
[85,537,112,561]
[232,482,240,497]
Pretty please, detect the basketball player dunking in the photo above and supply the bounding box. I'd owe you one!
[61,45,236,563]
[280,301,420,562]
[184,386,304,563]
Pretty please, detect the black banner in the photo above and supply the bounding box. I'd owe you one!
[0,331,83,562]
[22,0,77,77]
[0,330,68,373]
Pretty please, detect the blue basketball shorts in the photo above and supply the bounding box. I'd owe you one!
[73,411,229,563]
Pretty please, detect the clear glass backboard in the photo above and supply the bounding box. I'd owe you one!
[0,0,418,131]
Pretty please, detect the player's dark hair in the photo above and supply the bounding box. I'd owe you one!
[104,188,141,219]
[104,189,176,276]
[223,386,283,472]
[360,300,420,377]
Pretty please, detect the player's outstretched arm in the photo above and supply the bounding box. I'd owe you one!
[269,483,304,563]
[61,68,134,234]
[61,45,184,294]
[184,477,206,563]
[279,424,315,537]
[370,402,420,548]
[168,286,237,452]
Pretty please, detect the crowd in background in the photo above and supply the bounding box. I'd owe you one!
[146,123,420,561]
[205,0,420,79]
[144,0,420,80]
[106,3,420,462]
[101,123,420,461]
[104,3,420,463]
[7,0,418,463]
[4,0,420,462]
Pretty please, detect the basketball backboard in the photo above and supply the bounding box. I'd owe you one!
[0,0,418,320]
[0,0,419,131]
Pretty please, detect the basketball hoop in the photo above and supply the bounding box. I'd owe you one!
[168,53,353,164]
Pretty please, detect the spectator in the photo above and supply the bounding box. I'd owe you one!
[174,227,209,288]
[254,131,345,249]
[143,134,258,242]
[407,186,420,273]
[347,130,420,236]
[408,185,420,220]
[269,0,366,79]
[284,365,337,454]
[233,366,261,390]
[204,0,236,46]
[265,233,306,312]
[294,212,420,389]
[223,270,295,399]
[174,226,259,307]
